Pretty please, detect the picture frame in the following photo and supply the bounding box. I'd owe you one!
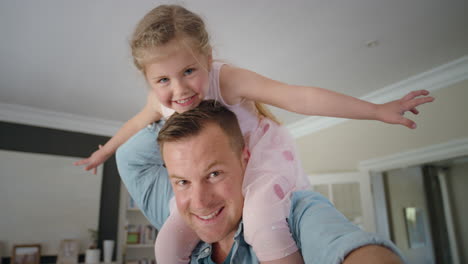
[57,240,80,264]
[404,207,427,249]
[11,244,41,264]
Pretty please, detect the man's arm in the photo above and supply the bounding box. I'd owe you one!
[289,191,405,264]
[344,245,403,264]
[115,121,173,229]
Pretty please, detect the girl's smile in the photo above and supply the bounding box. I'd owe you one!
[173,94,198,107]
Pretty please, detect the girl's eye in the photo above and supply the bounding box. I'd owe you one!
[184,68,194,76]
[158,78,169,84]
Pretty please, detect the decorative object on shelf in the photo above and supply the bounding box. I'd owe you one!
[126,232,140,244]
[125,258,156,264]
[126,224,157,245]
[11,244,41,264]
[87,229,98,249]
[0,241,4,261]
[85,249,100,264]
[103,240,115,263]
[85,229,100,264]
[57,240,79,264]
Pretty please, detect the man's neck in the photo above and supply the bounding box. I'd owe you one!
[211,232,235,263]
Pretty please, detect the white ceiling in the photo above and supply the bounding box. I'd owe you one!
[1,0,467,133]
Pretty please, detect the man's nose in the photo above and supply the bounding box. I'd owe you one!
[191,183,210,209]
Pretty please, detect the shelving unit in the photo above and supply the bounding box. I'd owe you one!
[117,184,158,264]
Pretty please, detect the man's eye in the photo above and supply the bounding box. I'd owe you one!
[184,68,194,76]
[176,180,187,186]
[209,171,220,178]
[158,77,169,83]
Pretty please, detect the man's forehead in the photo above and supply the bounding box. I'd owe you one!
[162,124,239,172]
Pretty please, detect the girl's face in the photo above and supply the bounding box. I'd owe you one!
[145,39,212,113]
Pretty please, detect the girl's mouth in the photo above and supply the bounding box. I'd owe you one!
[174,95,197,107]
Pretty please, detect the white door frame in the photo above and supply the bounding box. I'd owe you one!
[358,137,468,263]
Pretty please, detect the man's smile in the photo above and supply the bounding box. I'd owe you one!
[193,207,224,223]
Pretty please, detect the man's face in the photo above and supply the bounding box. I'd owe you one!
[163,123,247,244]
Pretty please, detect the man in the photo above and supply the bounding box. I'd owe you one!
[116,100,404,263]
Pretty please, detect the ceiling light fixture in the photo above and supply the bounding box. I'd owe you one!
[366,40,380,48]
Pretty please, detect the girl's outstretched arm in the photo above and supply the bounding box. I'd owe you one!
[74,91,163,174]
[220,65,434,129]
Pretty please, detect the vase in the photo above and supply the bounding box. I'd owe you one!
[85,249,100,264]
[103,240,114,263]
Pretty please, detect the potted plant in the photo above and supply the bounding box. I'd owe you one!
[85,229,100,263]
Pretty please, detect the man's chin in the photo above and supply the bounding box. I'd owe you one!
[194,229,224,244]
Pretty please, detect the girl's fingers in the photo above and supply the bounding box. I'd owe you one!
[404,97,434,110]
[400,117,417,129]
[74,158,89,166]
[402,90,430,101]
[409,108,419,115]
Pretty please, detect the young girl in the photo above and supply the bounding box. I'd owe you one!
[75,4,433,263]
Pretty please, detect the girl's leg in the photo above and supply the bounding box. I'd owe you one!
[154,208,200,264]
[242,118,304,263]
[242,175,303,263]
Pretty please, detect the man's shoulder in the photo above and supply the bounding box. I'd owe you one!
[290,190,334,221]
[289,190,404,263]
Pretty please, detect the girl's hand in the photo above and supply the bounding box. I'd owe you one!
[147,89,162,113]
[376,90,434,129]
[74,145,110,174]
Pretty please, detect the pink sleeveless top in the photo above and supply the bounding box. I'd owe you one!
[160,62,259,137]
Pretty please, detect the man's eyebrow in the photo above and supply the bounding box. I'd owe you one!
[205,160,221,172]
[169,174,185,180]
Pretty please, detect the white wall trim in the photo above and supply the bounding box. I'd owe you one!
[359,137,468,172]
[287,55,468,138]
[0,103,122,136]
[308,171,364,184]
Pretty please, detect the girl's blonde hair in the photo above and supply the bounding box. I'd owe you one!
[131,4,211,73]
[130,4,280,124]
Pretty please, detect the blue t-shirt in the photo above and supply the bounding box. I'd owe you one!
[116,121,404,264]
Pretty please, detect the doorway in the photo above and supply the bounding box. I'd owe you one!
[372,156,468,264]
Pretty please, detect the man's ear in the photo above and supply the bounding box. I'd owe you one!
[241,146,250,167]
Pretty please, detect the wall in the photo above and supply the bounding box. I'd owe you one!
[0,121,120,263]
[447,160,468,263]
[297,80,468,174]
[0,150,102,255]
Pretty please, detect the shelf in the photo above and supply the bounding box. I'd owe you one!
[127,208,142,212]
[126,244,154,248]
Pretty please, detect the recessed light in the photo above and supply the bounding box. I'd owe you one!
[366,40,379,48]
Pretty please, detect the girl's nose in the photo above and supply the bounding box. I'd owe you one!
[172,80,186,96]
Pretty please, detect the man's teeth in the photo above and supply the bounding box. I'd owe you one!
[176,97,192,104]
[199,209,220,220]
